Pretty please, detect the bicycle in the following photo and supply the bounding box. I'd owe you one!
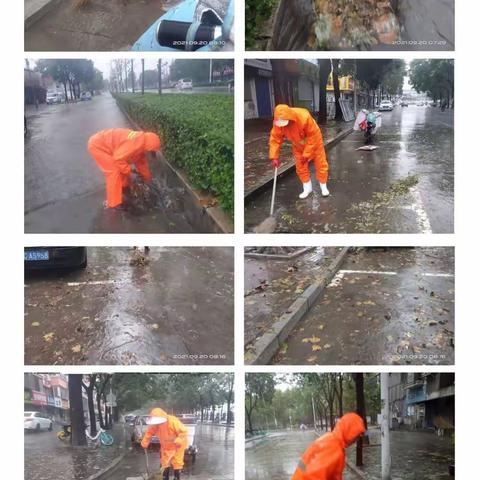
[86,427,114,446]
[57,424,114,446]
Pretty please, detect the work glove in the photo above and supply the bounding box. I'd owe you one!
[271,158,280,169]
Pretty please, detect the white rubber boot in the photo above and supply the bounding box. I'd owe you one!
[299,181,313,199]
[320,183,330,197]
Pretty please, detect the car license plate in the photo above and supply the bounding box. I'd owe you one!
[25,250,49,261]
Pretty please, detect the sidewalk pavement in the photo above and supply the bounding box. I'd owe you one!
[244,118,353,198]
[244,247,344,347]
[25,0,61,27]
[346,429,454,479]
[25,423,127,480]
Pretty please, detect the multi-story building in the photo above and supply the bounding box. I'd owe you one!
[388,373,454,435]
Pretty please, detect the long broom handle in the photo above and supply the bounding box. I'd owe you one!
[144,448,150,477]
[270,167,278,216]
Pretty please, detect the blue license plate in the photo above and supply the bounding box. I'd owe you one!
[25,250,49,261]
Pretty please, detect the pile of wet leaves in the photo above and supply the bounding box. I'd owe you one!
[124,180,165,214]
[310,0,400,49]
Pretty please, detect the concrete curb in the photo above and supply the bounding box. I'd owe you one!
[245,247,349,365]
[245,247,314,260]
[25,0,62,29]
[244,126,354,201]
[115,99,233,233]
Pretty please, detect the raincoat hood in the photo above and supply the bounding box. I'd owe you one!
[333,413,366,448]
[146,408,168,425]
[274,104,297,123]
[144,132,161,152]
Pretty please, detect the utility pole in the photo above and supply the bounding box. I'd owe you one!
[380,373,392,480]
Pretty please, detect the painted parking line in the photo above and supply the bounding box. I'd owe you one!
[67,280,118,287]
[328,269,453,287]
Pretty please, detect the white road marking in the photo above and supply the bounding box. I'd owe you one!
[67,280,118,287]
[328,269,453,287]
[410,186,433,234]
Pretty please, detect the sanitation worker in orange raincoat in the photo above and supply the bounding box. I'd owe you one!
[291,413,366,480]
[269,104,330,199]
[141,408,189,480]
[87,128,161,209]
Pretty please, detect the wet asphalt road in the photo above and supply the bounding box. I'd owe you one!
[246,429,453,480]
[24,247,234,365]
[245,107,454,234]
[24,94,197,233]
[244,247,342,346]
[25,0,181,51]
[246,430,356,480]
[395,0,454,50]
[105,425,234,480]
[274,248,454,366]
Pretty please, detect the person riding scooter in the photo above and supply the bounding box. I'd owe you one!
[354,109,382,145]
[141,408,188,480]
[269,104,330,200]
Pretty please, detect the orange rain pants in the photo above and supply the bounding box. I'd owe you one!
[269,104,329,184]
[291,413,366,480]
[141,408,189,470]
[87,128,161,208]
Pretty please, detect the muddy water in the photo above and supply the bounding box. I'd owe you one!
[245,107,454,234]
[275,248,454,365]
[25,247,234,365]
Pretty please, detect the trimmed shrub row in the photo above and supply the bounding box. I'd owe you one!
[114,93,234,216]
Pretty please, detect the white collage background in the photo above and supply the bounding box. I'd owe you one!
[1,0,479,478]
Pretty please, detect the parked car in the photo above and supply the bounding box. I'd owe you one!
[131,415,160,446]
[46,93,63,105]
[24,411,53,432]
[24,247,87,270]
[378,100,394,111]
[124,414,136,425]
[80,91,92,101]
[176,78,193,90]
[400,100,409,107]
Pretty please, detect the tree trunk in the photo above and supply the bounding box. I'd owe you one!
[338,375,344,417]
[332,59,342,120]
[68,375,87,446]
[131,59,135,93]
[82,375,97,437]
[141,59,145,95]
[158,60,162,95]
[354,373,367,467]
[317,59,331,125]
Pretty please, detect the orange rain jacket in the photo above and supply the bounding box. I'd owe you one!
[269,105,329,184]
[141,408,189,470]
[291,413,366,480]
[87,129,161,208]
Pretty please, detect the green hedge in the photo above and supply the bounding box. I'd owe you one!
[114,93,234,216]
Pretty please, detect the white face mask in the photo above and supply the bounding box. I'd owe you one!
[275,119,289,127]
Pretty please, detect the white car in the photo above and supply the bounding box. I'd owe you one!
[378,100,394,111]
[80,91,92,101]
[46,93,63,105]
[24,411,53,432]
[176,78,193,91]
